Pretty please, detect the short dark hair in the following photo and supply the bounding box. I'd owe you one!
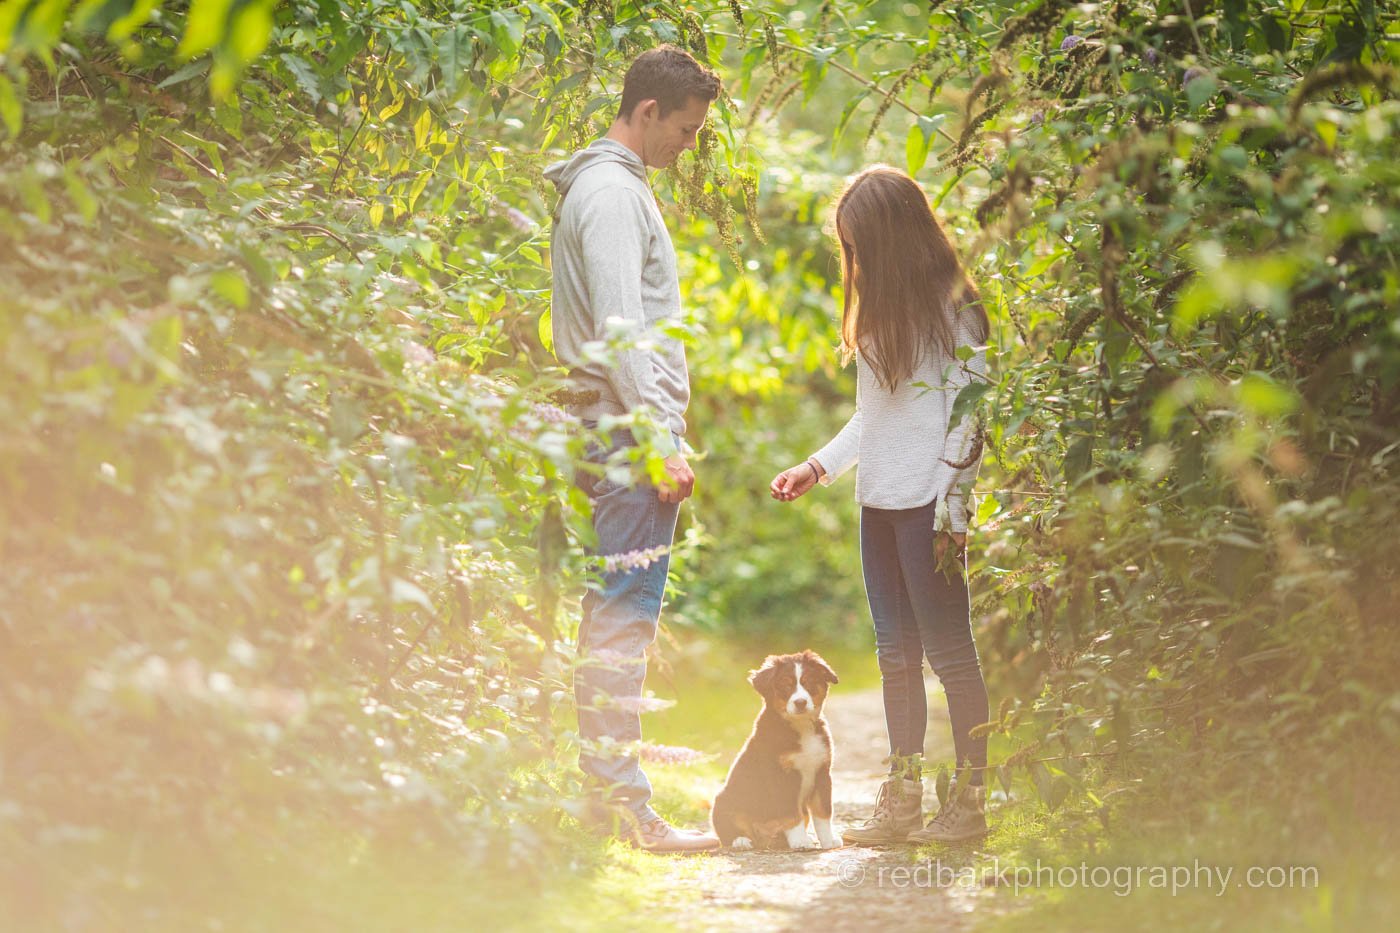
[617,45,721,121]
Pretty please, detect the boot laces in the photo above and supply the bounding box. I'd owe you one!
[928,788,963,829]
[858,782,897,827]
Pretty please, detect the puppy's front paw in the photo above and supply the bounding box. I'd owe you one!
[730,836,753,850]
[784,826,816,850]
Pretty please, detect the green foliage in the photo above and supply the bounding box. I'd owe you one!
[754,0,1400,841]
[0,0,760,922]
[3,0,1400,926]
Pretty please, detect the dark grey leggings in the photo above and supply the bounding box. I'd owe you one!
[860,500,989,785]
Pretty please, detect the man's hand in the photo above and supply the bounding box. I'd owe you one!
[658,453,695,504]
[934,531,967,563]
[770,459,822,502]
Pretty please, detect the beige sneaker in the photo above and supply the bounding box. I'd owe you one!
[907,780,987,844]
[625,817,721,854]
[841,778,924,846]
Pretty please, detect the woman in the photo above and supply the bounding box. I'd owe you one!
[770,165,992,845]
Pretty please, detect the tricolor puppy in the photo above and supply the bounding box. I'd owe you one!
[711,650,840,850]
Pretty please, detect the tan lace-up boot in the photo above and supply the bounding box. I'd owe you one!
[841,777,924,845]
[907,779,987,844]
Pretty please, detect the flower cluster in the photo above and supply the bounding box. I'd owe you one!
[600,545,669,574]
[531,402,572,424]
[610,694,677,714]
[491,198,536,233]
[639,742,713,766]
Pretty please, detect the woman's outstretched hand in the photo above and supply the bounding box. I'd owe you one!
[770,460,821,502]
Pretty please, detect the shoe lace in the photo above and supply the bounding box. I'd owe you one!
[927,789,963,829]
[858,782,898,827]
[639,817,670,840]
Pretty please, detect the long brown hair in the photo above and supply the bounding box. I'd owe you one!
[834,165,990,391]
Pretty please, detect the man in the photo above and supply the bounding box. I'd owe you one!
[544,46,721,853]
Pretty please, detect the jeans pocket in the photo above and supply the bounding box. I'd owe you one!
[589,472,623,500]
[577,427,636,500]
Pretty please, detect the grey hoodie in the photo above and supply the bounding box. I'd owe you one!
[544,139,688,456]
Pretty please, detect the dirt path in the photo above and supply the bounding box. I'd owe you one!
[660,678,1012,931]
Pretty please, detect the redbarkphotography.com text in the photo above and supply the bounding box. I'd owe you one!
[835,858,1321,898]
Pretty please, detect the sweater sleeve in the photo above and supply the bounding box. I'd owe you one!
[810,358,863,484]
[934,313,988,533]
[575,186,679,457]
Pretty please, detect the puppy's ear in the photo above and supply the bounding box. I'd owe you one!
[803,649,839,685]
[749,657,778,696]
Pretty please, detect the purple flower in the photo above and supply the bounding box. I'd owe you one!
[1145,47,1159,66]
[105,341,133,368]
[504,207,534,233]
[402,340,435,365]
[640,742,713,766]
[531,402,572,424]
[612,695,678,714]
[491,199,536,232]
[585,648,632,666]
[1182,66,1207,87]
[601,545,670,574]
[1060,34,1083,51]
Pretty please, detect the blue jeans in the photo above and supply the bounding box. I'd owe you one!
[572,427,680,824]
[861,499,989,785]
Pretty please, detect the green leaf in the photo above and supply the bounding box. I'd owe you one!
[440,180,460,213]
[801,58,828,102]
[1260,16,1289,53]
[0,73,22,137]
[1064,435,1094,485]
[935,765,951,804]
[414,108,433,150]
[178,0,234,60]
[157,59,210,90]
[379,98,404,122]
[489,10,524,57]
[538,308,554,356]
[1238,374,1298,417]
[104,0,163,41]
[905,121,930,175]
[833,90,872,146]
[1314,117,1338,150]
[948,379,992,427]
[976,493,999,525]
[64,169,99,223]
[227,1,274,65]
[210,269,249,308]
[1186,74,1218,110]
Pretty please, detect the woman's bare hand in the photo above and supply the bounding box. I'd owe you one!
[770,461,820,501]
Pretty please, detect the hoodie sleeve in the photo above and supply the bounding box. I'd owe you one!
[574,185,680,457]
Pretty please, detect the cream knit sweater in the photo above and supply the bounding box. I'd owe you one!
[810,307,987,532]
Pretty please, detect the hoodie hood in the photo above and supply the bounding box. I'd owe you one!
[544,138,647,203]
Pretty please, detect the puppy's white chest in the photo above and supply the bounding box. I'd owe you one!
[783,730,827,804]
[791,731,826,773]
